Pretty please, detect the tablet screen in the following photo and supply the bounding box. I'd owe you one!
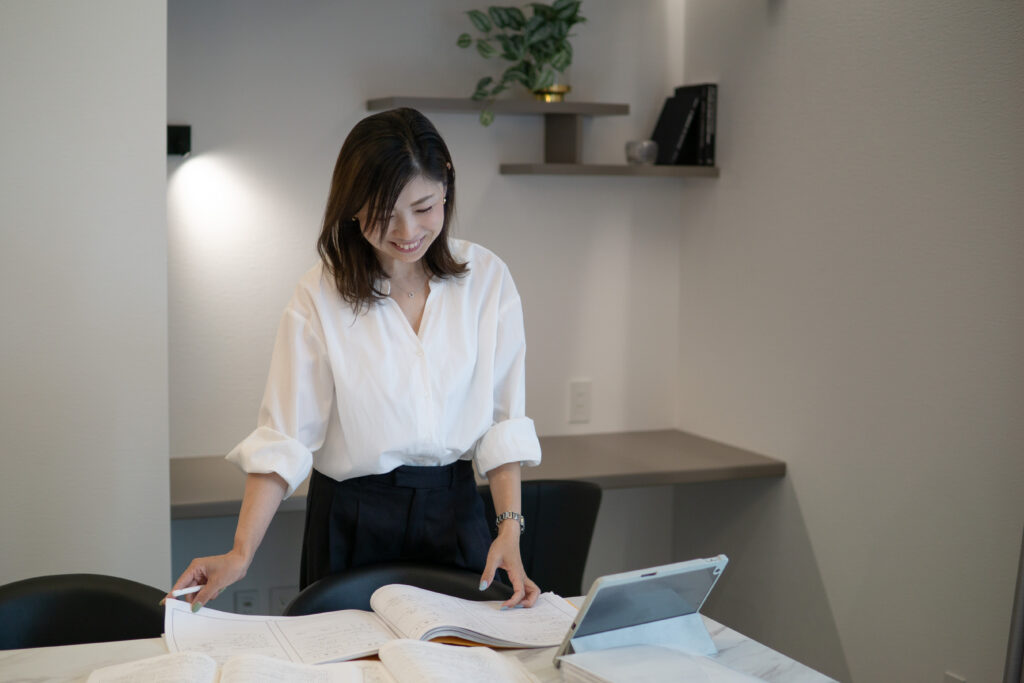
[573,564,722,638]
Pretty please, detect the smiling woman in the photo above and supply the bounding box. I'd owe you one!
[358,176,445,260]
[317,109,467,316]
[168,108,544,614]
[354,175,449,332]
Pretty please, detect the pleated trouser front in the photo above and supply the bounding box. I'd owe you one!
[300,460,493,589]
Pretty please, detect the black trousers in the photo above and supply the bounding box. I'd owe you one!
[300,460,493,589]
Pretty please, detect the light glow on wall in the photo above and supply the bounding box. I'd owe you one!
[167,153,266,257]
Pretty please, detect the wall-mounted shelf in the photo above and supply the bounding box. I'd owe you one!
[367,96,628,117]
[366,96,719,178]
[500,163,719,177]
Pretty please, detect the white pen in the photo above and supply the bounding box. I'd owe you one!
[171,585,204,598]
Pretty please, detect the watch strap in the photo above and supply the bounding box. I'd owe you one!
[495,510,525,533]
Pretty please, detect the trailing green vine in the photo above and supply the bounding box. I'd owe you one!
[457,1,586,125]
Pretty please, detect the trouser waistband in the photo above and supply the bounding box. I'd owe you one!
[317,459,475,490]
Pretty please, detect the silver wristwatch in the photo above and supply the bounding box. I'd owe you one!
[495,510,525,533]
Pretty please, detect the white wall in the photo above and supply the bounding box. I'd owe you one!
[675,2,1024,682]
[166,3,1024,680]
[167,0,687,461]
[0,0,170,588]
[166,0,688,597]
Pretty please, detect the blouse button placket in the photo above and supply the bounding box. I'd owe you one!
[415,342,432,438]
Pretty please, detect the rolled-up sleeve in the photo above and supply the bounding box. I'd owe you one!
[226,303,335,498]
[474,277,542,476]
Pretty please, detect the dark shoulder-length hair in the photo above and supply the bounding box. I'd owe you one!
[316,108,467,312]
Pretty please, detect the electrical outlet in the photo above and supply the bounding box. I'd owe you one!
[233,588,259,615]
[569,379,592,423]
[269,585,299,616]
[944,672,966,683]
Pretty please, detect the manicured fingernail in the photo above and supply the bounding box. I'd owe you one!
[191,601,203,613]
[500,605,508,610]
[159,598,166,607]
[479,580,488,591]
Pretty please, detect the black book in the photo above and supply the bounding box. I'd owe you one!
[702,83,717,165]
[674,83,717,166]
[650,92,701,165]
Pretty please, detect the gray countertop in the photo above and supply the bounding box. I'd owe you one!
[170,429,786,519]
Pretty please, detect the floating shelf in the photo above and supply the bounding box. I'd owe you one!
[366,96,628,117]
[366,96,718,178]
[500,163,719,177]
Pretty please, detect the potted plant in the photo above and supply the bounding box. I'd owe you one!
[456,0,586,125]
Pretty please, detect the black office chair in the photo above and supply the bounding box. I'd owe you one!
[478,479,602,597]
[1005,525,1024,683]
[284,561,514,616]
[0,573,165,649]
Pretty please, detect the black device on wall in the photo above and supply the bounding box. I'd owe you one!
[167,125,191,156]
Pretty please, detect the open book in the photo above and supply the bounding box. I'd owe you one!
[165,584,576,665]
[87,639,536,683]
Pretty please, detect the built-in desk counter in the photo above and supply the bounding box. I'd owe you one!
[170,429,786,519]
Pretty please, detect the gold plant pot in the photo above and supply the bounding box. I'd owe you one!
[533,84,571,102]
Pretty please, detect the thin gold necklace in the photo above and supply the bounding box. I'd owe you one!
[384,276,427,299]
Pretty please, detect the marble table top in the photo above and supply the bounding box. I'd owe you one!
[0,615,833,682]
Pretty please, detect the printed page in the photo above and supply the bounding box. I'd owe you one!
[165,599,298,665]
[220,654,398,683]
[164,599,397,665]
[274,608,398,663]
[86,651,217,683]
[378,639,537,683]
[370,585,577,647]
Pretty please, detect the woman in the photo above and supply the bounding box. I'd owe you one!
[168,108,542,611]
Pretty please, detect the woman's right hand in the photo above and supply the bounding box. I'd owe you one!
[165,548,251,612]
[163,472,287,612]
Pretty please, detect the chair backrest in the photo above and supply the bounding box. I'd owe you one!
[0,573,165,649]
[478,479,602,597]
[1006,525,1024,683]
[284,561,514,616]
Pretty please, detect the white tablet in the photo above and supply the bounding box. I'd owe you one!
[554,554,729,665]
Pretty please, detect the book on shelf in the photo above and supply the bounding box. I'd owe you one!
[163,584,576,666]
[87,639,537,683]
[673,83,717,166]
[704,83,717,165]
[649,91,702,165]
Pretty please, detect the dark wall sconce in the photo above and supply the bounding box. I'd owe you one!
[167,125,191,157]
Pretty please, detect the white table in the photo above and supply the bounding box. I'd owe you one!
[0,615,833,682]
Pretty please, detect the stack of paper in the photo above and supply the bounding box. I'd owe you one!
[87,639,537,683]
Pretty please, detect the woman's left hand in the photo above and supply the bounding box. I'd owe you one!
[480,524,540,608]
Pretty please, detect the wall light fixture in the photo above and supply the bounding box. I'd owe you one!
[167,125,191,157]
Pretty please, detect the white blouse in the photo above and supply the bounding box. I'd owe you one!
[226,239,542,498]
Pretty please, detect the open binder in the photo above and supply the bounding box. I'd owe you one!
[554,555,729,667]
